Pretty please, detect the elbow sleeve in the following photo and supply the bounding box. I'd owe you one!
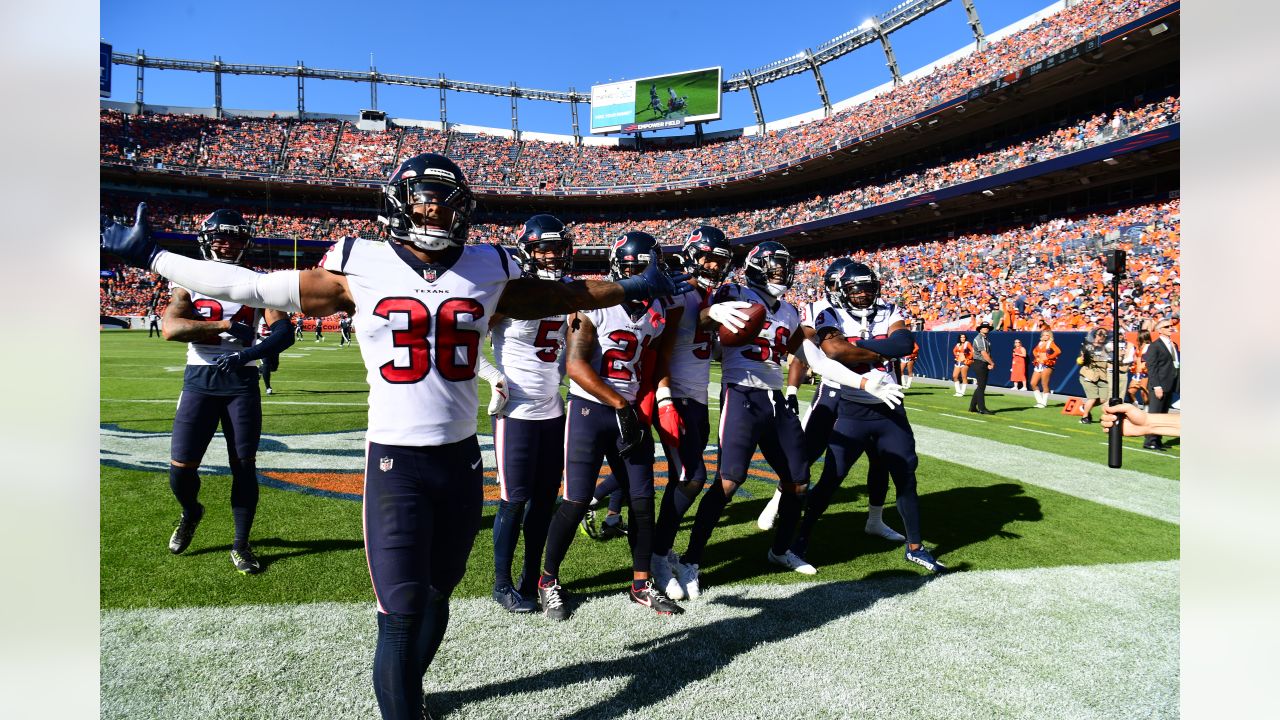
[856,329,914,358]
[153,251,303,314]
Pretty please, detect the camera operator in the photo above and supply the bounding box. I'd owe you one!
[1077,328,1129,424]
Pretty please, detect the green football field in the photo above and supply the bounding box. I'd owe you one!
[633,70,721,123]
[100,331,1179,719]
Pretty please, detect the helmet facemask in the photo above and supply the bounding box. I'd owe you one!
[382,171,475,252]
[197,215,253,265]
[522,235,572,280]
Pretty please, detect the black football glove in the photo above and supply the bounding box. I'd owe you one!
[214,352,247,374]
[100,202,162,269]
[227,322,256,346]
[617,260,696,302]
[615,405,646,459]
[784,393,800,416]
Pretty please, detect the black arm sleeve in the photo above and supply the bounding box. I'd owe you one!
[237,319,296,362]
[856,328,915,358]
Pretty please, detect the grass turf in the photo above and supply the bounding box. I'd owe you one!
[100,331,1177,610]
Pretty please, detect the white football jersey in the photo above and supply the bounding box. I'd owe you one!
[715,284,800,391]
[800,297,840,391]
[667,287,713,404]
[174,284,264,367]
[321,238,519,446]
[568,299,667,404]
[812,300,904,404]
[491,311,568,420]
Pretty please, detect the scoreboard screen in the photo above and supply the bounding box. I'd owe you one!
[590,66,721,134]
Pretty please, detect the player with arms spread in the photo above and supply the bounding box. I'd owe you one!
[101,153,691,720]
[161,209,295,574]
[789,262,945,573]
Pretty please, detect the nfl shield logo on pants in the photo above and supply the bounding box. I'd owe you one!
[379,456,394,472]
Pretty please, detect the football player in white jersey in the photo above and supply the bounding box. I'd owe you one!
[101,153,692,720]
[537,231,685,618]
[789,262,946,573]
[759,257,905,543]
[481,214,573,614]
[161,209,295,575]
[647,225,747,600]
[671,242,903,599]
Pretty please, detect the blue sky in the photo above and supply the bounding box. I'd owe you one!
[101,0,1051,136]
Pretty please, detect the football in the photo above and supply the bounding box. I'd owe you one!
[718,303,768,347]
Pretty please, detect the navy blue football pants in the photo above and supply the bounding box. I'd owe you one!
[364,436,484,720]
[798,398,923,548]
[653,398,710,556]
[804,384,891,506]
[492,414,564,591]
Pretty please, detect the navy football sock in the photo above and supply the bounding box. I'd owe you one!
[520,492,556,591]
[491,500,525,589]
[373,612,423,720]
[229,458,259,550]
[682,481,731,566]
[653,482,696,556]
[772,488,805,556]
[625,497,655,574]
[168,464,202,518]
[417,588,450,671]
[541,499,588,580]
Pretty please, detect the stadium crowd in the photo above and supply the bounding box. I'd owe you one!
[101,196,1179,335]
[99,0,1175,190]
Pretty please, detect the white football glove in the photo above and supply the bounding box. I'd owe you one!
[861,369,905,409]
[487,378,509,416]
[476,352,509,416]
[707,301,753,331]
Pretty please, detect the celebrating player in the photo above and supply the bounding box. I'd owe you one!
[160,209,295,575]
[101,152,692,720]
[760,257,905,544]
[536,231,684,619]
[647,226,745,600]
[671,242,901,599]
[788,262,945,573]
[482,214,573,614]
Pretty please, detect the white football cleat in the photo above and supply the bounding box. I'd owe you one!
[651,552,676,600]
[767,549,817,575]
[757,489,783,530]
[865,518,906,542]
[662,551,685,601]
[677,561,701,600]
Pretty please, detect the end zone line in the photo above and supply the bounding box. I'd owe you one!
[1007,425,1068,438]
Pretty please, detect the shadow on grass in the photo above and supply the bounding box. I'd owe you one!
[432,574,934,719]
[565,481,1039,596]
[184,536,364,569]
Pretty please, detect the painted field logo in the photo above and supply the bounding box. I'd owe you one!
[100,424,779,505]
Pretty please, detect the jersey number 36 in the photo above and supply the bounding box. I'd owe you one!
[374,297,483,384]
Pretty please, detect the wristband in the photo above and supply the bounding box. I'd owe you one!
[785,386,798,398]
[655,386,673,404]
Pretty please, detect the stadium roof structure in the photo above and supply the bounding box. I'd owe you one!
[108,0,972,138]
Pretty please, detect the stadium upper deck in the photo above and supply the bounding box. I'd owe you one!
[100,0,1177,200]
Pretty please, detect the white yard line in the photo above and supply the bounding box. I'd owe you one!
[939,412,986,423]
[1098,441,1179,459]
[1007,425,1068,438]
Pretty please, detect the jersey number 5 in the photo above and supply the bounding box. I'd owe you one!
[374,297,483,384]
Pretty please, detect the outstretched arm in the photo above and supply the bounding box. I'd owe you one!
[497,261,691,320]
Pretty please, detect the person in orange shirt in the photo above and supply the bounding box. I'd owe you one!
[901,341,920,389]
[952,333,973,396]
[1009,338,1028,391]
[1030,330,1061,407]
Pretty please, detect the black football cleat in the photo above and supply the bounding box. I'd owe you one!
[599,517,629,540]
[629,579,685,615]
[168,503,204,554]
[230,544,262,574]
[492,585,537,613]
[538,578,572,621]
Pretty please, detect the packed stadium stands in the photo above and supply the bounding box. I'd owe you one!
[99,0,1175,192]
[100,0,1180,337]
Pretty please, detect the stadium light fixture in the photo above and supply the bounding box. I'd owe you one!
[1149,22,1168,36]
[1103,157,1119,165]
[859,19,875,31]
[981,189,995,197]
